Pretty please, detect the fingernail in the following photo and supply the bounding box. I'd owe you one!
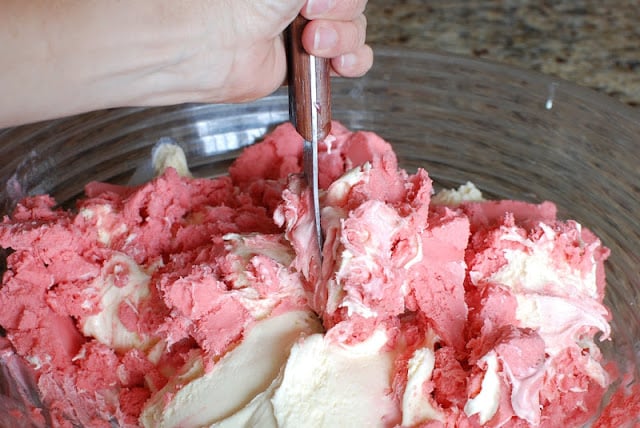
[340,53,358,69]
[314,26,338,51]
[306,0,335,16]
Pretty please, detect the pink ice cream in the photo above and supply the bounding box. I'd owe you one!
[0,122,637,427]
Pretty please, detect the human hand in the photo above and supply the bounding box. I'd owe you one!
[0,0,371,128]
[168,0,372,104]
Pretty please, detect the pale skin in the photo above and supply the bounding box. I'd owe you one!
[0,0,372,128]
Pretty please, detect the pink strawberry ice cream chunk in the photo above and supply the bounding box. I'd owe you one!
[0,163,317,427]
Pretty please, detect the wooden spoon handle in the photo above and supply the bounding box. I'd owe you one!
[285,15,332,142]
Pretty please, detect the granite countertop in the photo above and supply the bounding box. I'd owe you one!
[365,0,640,107]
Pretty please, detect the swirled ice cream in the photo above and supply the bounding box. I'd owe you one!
[0,122,637,427]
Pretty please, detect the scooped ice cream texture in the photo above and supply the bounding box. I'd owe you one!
[0,122,638,427]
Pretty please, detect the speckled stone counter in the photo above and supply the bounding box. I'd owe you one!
[365,0,640,107]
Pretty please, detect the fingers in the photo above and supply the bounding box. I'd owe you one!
[285,0,371,77]
[300,11,371,77]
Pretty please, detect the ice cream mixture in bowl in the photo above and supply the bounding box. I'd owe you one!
[0,48,639,427]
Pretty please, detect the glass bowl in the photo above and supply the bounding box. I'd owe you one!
[1,47,639,426]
